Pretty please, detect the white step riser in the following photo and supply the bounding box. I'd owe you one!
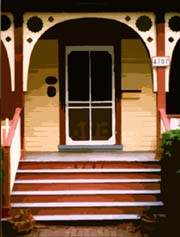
[11,201,164,208]
[12,190,160,195]
[17,168,161,173]
[14,178,161,184]
[28,214,142,221]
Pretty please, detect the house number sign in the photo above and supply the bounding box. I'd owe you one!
[152,56,170,67]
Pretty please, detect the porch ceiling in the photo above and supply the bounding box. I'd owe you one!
[2,0,179,12]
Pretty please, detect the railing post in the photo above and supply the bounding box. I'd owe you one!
[2,146,11,217]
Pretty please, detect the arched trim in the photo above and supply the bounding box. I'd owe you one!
[1,13,15,91]
[165,12,180,91]
[23,12,156,91]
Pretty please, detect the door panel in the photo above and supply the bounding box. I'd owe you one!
[69,109,89,141]
[68,51,89,101]
[92,108,112,140]
[91,51,112,101]
[66,46,115,145]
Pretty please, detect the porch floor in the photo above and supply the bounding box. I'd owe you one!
[23,151,156,162]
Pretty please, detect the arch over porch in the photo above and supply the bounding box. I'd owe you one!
[25,17,157,152]
[23,12,157,91]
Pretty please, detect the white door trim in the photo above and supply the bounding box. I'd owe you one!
[65,46,115,145]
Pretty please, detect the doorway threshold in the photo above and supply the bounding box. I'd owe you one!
[58,145,123,152]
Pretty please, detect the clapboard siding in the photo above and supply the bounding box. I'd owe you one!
[25,40,59,151]
[25,39,156,152]
[121,40,156,151]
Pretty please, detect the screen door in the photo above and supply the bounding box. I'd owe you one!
[66,46,115,145]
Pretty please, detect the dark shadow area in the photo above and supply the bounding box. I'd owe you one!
[166,39,180,114]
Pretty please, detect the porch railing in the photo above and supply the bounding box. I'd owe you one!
[168,114,180,130]
[1,108,22,216]
[159,108,170,133]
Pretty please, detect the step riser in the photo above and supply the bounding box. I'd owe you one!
[18,162,160,170]
[13,183,160,191]
[11,194,161,203]
[11,206,164,216]
[15,173,160,180]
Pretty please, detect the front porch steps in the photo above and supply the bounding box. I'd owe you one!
[32,214,141,221]
[11,153,163,221]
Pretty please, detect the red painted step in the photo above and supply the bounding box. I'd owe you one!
[13,182,160,191]
[11,194,161,203]
[11,157,162,220]
[10,206,164,216]
[15,172,160,180]
[18,161,160,170]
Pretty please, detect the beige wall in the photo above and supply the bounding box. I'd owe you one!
[121,39,156,151]
[25,38,156,152]
[25,40,59,151]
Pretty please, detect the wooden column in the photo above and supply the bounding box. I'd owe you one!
[2,147,11,217]
[59,42,66,145]
[14,19,24,158]
[115,43,121,145]
[156,16,166,158]
[157,23,166,109]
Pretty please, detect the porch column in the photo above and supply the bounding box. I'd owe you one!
[156,13,166,156]
[156,16,166,109]
[14,14,24,158]
[2,147,11,217]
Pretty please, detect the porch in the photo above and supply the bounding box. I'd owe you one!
[1,107,178,220]
[1,9,180,222]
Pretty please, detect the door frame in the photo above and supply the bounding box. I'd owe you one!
[65,45,115,145]
[59,43,122,147]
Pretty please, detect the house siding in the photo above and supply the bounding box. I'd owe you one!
[121,40,156,151]
[25,40,59,151]
[25,39,156,152]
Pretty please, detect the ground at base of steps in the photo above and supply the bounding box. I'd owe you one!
[2,218,172,237]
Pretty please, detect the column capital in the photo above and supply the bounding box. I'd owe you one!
[155,12,165,24]
[13,12,23,28]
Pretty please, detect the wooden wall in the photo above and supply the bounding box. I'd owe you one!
[25,40,59,151]
[121,39,156,151]
[24,38,156,152]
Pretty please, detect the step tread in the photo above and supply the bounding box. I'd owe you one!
[14,178,161,183]
[31,214,142,220]
[11,194,161,203]
[11,201,163,207]
[15,173,161,180]
[23,151,156,162]
[11,190,160,195]
[17,168,161,173]
[13,182,160,191]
